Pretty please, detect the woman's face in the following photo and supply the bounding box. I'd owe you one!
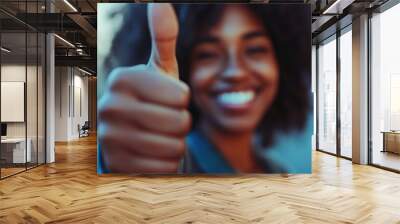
[190,6,279,133]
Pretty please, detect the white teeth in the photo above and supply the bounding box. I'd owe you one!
[217,91,255,106]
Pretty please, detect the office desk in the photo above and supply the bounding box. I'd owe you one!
[381,131,400,154]
[1,138,31,163]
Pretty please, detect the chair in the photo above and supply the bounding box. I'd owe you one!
[79,121,90,138]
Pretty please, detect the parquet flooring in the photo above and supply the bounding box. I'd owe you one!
[0,134,400,223]
[1,167,26,178]
[373,151,400,171]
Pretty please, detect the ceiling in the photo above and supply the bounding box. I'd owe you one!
[0,0,393,74]
[1,0,98,73]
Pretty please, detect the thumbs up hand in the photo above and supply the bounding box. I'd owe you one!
[147,3,179,78]
[99,4,191,173]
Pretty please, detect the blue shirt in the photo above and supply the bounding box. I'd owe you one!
[179,130,287,174]
[98,129,287,174]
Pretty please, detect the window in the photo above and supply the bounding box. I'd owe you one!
[316,26,353,159]
[317,36,337,154]
[339,28,352,158]
[370,3,400,171]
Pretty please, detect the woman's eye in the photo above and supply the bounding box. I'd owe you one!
[194,51,219,61]
[245,46,269,56]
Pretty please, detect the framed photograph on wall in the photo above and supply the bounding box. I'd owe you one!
[97,3,312,174]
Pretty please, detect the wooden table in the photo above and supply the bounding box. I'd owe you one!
[381,131,400,154]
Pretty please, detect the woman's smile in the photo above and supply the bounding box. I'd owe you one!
[217,90,255,107]
[210,84,262,113]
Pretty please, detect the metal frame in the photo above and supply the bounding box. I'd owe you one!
[0,0,47,180]
[25,2,28,171]
[0,20,2,179]
[44,0,47,165]
[315,44,320,151]
[367,10,373,166]
[336,28,341,158]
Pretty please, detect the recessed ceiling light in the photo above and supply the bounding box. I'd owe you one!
[1,47,11,53]
[63,0,78,12]
[78,67,93,76]
[54,34,75,48]
[322,0,356,15]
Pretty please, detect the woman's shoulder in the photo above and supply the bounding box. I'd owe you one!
[182,131,288,174]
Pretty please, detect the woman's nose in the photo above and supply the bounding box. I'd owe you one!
[220,53,248,82]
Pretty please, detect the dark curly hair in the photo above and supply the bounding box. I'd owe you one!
[102,3,312,148]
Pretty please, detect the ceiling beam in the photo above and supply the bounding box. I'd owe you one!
[55,55,96,71]
[66,13,96,47]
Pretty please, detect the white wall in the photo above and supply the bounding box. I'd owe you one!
[1,63,46,164]
[72,73,89,138]
[54,67,69,141]
[54,67,89,141]
[1,65,26,141]
[1,65,37,138]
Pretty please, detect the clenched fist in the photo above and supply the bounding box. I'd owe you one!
[98,4,191,173]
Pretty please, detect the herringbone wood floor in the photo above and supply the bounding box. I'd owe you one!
[0,135,400,224]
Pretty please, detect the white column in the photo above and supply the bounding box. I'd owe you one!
[352,14,369,164]
[46,32,55,163]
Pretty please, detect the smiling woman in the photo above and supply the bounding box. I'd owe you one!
[97,3,312,174]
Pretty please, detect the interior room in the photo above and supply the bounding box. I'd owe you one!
[0,0,399,223]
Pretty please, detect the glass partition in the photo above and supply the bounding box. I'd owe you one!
[317,35,337,154]
[1,30,28,177]
[0,1,46,179]
[27,0,37,170]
